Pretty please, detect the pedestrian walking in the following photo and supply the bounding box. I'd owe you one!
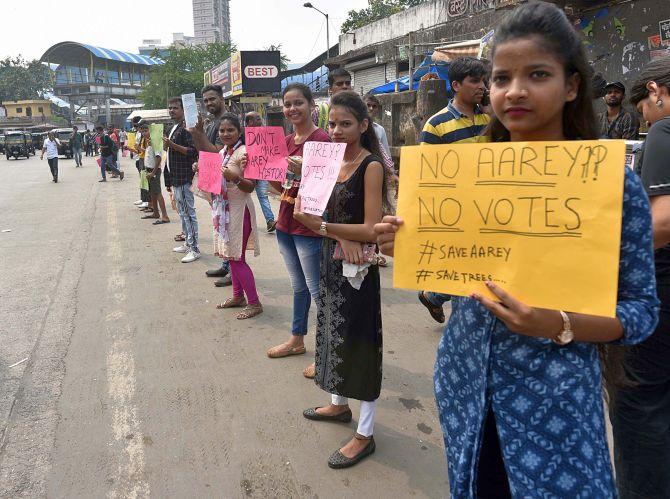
[375,3,659,496]
[84,130,93,157]
[609,55,670,499]
[96,126,124,182]
[294,91,390,469]
[164,97,199,263]
[70,126,83,167]
[263,83,330,377]
[244,111,276,232]
[41,131,61,183]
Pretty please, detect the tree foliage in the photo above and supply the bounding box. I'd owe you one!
[264,45,290,71]
[139,43,234,109]
[0,57,52,102]
[341,0,427,33]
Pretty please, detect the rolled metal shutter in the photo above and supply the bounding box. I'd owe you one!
[352,65,387,95]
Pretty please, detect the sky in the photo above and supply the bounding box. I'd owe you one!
[0,0,368,65]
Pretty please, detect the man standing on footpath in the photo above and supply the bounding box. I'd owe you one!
[96,126,124,182]
[189,84,231,282]
[71,126,83,167]
[598,81,640,139]
[164,97,200,263]
[314,68,352,130]
[41,131,61,183]
[417,56,489,323]
[244,111,276,233]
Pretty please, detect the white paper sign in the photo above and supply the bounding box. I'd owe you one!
[182,93,198,128]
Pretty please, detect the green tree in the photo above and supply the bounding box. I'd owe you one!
[264,44,290,71]
[139,42,234,109]
[0,56,52,102]
[341,0,426,33]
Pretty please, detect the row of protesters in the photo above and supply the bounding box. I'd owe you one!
[374,2,662,496]
[138,123,170,224]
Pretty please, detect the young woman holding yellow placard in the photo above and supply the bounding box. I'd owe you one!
[375,2,659,497]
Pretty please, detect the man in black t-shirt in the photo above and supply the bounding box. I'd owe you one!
[609,87,670,498]
[96,126,123,182]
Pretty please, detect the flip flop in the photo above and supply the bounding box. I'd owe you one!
[152,219,170,225]
[141,215,158,219]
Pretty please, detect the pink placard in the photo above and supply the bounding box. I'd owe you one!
[297,142,347,216]
[244,127,289,181]
[197,151,223,194]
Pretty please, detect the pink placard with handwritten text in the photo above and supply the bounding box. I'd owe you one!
[297,142,347,216]
[197,151,223,194]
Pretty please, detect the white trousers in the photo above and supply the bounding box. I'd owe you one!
[331,394,377,437]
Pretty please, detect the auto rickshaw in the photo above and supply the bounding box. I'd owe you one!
[4,131,31,160]
[24,132,35,155]
[52,128,74,158]
[31,133,42,152]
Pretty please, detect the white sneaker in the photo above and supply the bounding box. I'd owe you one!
[173,245,189,253]
[133,200,143,205]
[181,250,201,263]
[140,202,149,208]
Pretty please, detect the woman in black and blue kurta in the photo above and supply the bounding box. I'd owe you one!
[294,91,392,470]
[375,3,659,497]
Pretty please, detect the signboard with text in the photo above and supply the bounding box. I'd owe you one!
[660,19,670,46]
[204,51,282,98]
[393,141,626,317]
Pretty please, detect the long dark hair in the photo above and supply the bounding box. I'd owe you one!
[630,56,670,106]
[219,112,244,144]
[330,91,392,214]
[486,1,597,142]
[282,82,314,103]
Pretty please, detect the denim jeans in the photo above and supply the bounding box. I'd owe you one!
[276,229,322,335]
[72,147,82,166]
[255,180,275,223]
[610,282,670,499]
[426,292,451,307]
[100,154,120,180]
[173,183,199,253]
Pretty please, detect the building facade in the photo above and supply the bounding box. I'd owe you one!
[193,0,231,45]
[2,100,53,119]
[139,33,195,58]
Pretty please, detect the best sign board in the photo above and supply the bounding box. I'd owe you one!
[204,51,282,97]
[393,140,626,318]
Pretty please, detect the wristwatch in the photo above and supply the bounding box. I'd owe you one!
[553,310,574,345]
[318,221,328,236]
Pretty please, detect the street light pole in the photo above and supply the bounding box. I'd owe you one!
[303,2,330,60]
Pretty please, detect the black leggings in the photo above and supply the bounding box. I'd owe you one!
[476,408,511,498]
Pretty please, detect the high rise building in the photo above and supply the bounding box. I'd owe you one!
[193,0,231,46]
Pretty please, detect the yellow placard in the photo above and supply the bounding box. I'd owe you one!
[393,140,626,317]
[127,132,136,150]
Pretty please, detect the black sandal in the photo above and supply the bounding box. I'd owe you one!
[418,291,445,323]
[328,435,375,469]
[174,233,185,242]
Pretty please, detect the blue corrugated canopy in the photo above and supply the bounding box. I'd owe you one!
[370,54,451,95]
[41,41,163,66]
[81,43,162,65]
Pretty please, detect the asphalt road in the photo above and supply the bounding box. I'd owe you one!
[0,152,450,498]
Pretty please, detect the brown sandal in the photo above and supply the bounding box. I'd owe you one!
[267,343,307,358]
[216,296,247,309]
[303,363,316,379]
[237,303,263,320]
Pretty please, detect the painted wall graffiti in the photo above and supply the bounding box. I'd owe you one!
[471,0,493,13]
[622,42,646,74]
[447,0,468,17]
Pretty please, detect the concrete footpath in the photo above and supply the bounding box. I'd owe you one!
[0,152,449,498]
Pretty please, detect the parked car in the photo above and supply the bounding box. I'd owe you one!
[52,128,74,158]
[0,135,4,154]
[4,131,31,160]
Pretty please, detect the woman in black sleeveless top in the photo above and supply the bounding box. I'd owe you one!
[294,91,392,469]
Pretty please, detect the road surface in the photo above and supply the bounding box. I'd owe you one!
[0,152,449,498]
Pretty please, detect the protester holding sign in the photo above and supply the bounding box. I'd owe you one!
[294,91,390,469]
[245,112,277,233]
[375,3,658,496]
[197,113,263,320]
[610,56,670,499]
[264,83,330,376]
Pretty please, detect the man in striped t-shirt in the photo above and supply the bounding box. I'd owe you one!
[417,56,490,323]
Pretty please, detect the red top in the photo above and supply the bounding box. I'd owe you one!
[276,128,332,236]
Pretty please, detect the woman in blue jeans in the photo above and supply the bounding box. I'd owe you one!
[265,83,331,378]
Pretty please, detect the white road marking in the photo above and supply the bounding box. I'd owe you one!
[105,197,149,498]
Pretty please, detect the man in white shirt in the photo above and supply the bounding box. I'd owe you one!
[41,132,61,183]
